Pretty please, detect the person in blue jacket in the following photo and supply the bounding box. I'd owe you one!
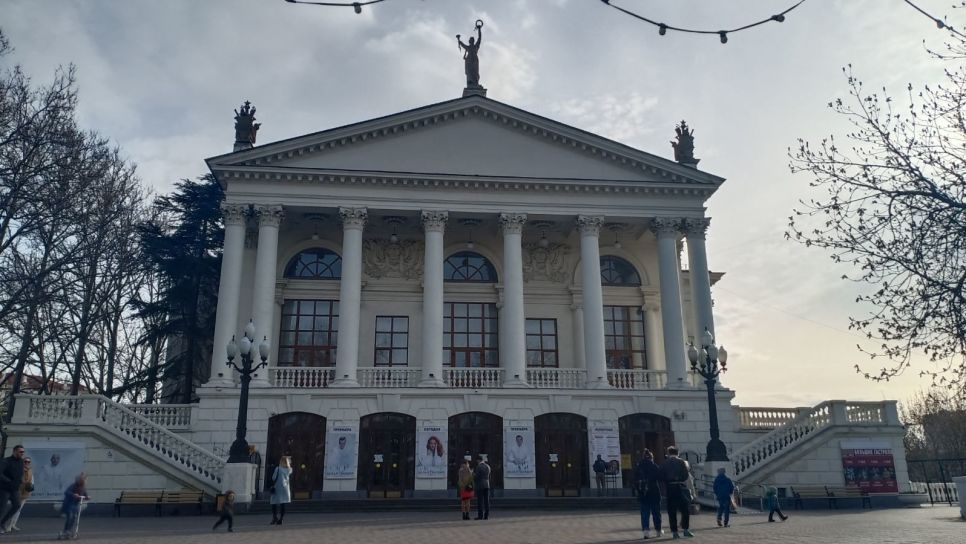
[712,467,736,527]
[633,449,663,539]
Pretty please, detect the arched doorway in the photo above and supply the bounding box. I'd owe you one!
[447,412,503,489]
[535,413,589,496]
[357,412,416,498]
[619,413,675,487]
[265,412,326,499]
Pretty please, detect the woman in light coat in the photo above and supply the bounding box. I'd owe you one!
[269,455,293,525]
[457,459,474,520]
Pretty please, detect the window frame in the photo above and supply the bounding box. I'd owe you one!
[373,316,409,367]
[277,299,339,367]
[443,251,498,283]
[599,255,641,286]
[283,248,343,279]
[603,305,647,369]
[443,302,499,367]
[525,318,559,368]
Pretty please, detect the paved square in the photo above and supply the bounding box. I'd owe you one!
[9,505,964,543]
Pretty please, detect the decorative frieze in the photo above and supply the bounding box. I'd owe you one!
[421,210,449,233]
[499,213,528,235]
[253,204,284,227]
[683,217,711,239]
[522,242,570,283]
[221,203,249,226]
[362,239,424,280]
[339,207,369,230]
[576,215,605,236]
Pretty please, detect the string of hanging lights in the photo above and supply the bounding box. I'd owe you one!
[903,0,966,38]
[283,0,388,15]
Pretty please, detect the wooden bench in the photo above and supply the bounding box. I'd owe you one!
[791,485,832,509]
[114,490,163,516]
[825,486,870,509]
[160,489,206,515]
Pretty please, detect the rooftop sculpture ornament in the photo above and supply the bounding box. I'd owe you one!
[457,19,485,95]
[671,120,699,166]
[233,100,261,151]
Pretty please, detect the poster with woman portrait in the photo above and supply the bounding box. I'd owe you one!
[415,424,447,478]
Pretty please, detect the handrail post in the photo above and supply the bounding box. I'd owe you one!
[79,396,100,425]
[830,400,849,425]
[883,401,900,426]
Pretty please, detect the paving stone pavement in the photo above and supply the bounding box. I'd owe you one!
[5,505,963,543]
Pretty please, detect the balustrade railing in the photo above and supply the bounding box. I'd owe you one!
[126,404,193,429]
[732,401,834,479]
[272,367,335,388]
[607,369,668,390]
[846,402,885,423]
[443,368,504,388]
[527,368,586,388]
[26,395,83,421]
[738,407,802,430]
[357,367,422,388]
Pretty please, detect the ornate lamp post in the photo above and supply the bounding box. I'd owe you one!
[688,328,729,462]
[226,320,269,463]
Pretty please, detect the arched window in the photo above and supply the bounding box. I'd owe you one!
[284,248,342,279]
[444,251,498,282]
[600,256,641,286]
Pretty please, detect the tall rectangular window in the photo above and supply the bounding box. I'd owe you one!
[374,316,409,367]
[525,318,558,367]
[443,302,499,367]
[603,305,647,369]
[278,300,339,367]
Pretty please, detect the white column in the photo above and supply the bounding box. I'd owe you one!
[333,207,367,386]
[577,215,609,389]
[652,217,689,388]
[251,204,284,387]
[643,305,663,371]
[420,211,448,387]
[685,218,715,338]
[499,213,528,387]
[571,302,585,371]
[208,203,248,386]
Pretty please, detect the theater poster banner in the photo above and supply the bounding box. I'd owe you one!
[24,441,86,501]
[504,421,535,477]
[415,423,447,478]
[324,422,358,479]
[588,421,621,474]
[840,439,898,493]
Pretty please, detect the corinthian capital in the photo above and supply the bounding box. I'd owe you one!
[499,213,528,235]
[339,207,368,230]
[576,215,605,236]
[254,204,284,227]
[683,217,711,239]
[650,217,682,238]
[421,210,449,233]
[221,202,249,226]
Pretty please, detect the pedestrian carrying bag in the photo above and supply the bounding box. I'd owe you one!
[270,467,278,495]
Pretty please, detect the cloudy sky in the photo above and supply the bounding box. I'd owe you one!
[4,0,957,407]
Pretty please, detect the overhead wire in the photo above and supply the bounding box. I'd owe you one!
[903,0,966,38]
[283,0,388,14]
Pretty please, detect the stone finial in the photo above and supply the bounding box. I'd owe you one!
[234,101,261,152]
[671,120,699,167]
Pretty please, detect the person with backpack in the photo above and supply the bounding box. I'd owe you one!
[713,467,736,527]
[634,449,663,539]
[661,446,695,539]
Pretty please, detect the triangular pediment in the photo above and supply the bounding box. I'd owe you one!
[207,96,723,186]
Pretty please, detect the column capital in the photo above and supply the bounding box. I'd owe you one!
[499,213,528,235]
[339,207,368,230]
[221,202,249,226]
[650,217,682,238]
[254,204,284,227]
[683,217,711,239]
[576,215,605,236]
[421,210,449,233]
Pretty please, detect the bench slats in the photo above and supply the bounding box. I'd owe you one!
[115,489,206,516]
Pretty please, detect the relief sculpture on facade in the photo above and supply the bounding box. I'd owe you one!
[362,239,424,280]
[522,242,569,283]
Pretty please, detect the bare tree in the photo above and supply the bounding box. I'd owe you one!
[788,31,966,388]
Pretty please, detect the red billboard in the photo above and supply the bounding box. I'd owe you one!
[840,440,898,493]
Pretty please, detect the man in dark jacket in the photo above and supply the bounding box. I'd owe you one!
[0,445,26,533]
[713,467,736,527]
[661,446,694,539]
[634,449,663,539]
[473,456,491,520]
[593,455,607,495]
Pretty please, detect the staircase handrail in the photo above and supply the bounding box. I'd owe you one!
[731,401,834,479]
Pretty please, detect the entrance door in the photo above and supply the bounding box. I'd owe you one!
[447,412,503,489]
[265,412,326,499]
[535,413,588,497]
[619,414,675,488]
[357,413,416,498]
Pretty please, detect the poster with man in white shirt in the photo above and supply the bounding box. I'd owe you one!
[324,424,358,479]
[24,442,85,501]
[504,424,534,477]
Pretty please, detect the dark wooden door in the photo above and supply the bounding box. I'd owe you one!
[265,412,326,498]
[357,413,415,498]
[447,412,503,489]
[619,414,675,488]
[535,413,588,497]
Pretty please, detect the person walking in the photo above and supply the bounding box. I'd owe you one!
[473,455,491,520]
[0,445,26,534]
[2,455,33,532]
[213,490,235,532]
[57,473,89,540]
[269,455,293,525]
[661,446,694,539]
[634,449,663,539]
[593,455,607,495]
[457,459,474,520]
[766,486,788,522]
[713,467,735,527]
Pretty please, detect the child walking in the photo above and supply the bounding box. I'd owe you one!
[58,474,89,540]
[213,490,235,532]
[766,486,788,522]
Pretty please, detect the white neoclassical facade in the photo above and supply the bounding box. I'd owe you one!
[6,91,908,505]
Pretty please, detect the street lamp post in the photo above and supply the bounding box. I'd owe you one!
[226,320,269,464]
[688,328,729,462]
